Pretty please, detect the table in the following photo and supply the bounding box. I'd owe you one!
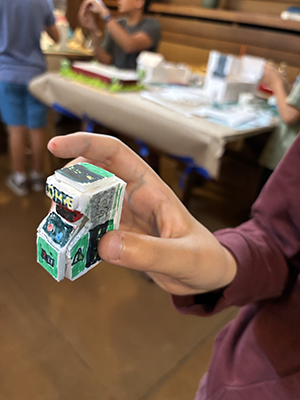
[29,72,276,179]
[44,50,93,72]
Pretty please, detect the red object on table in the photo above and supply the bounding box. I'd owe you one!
[258,83,273,95]
[71,65,137,86]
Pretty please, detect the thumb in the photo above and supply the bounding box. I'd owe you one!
[98,230,191,276]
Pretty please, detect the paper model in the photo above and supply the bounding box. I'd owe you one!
[36,163,126,282]
[204,51,265,103]
[136,52,166,83]
[71,61,138,85]
[136,51,192,85]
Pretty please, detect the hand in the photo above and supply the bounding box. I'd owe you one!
[48,133,237,296]
[263,62,282,91]
[79,0,110,22]
[78,1,99,32]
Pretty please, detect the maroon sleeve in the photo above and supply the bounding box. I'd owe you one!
[173,134,300,316]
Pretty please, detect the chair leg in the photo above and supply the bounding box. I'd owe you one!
[45,109,59,174]
[182,169,198,208]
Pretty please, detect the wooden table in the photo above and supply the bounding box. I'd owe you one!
[44,49,93,72]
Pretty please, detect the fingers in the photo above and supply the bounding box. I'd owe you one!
[48,132,156,185]
[99,228,237,295]
[98,230,194,278]
[79,0,98,19]
[79,0,91,16]
[83,0,102,13]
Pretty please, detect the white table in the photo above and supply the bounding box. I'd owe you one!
[29,72,276,178]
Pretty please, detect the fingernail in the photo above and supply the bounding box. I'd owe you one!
[107,235,123,261]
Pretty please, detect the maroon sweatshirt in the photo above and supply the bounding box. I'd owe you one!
[173,135,300,399]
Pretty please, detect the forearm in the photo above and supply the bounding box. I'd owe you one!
[45,25,60,43]
[90,30,112,64]
[106,19,151,54]
[272,79,290,120]
[173,220,289,316]
[272,80,300,124]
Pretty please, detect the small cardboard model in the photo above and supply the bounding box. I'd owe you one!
[204,51,265,103]
[36,163,126,282]
[72,61,138,85]
[136,51,192,85]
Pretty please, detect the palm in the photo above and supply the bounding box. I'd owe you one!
[79,11,97,31]
[115,172,203,294]
[48,134,235,296]
[120,183,161,236]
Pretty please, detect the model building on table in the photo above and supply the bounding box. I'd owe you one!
[37,163,126,282]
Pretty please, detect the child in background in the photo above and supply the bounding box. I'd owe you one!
[0,0,59,196]
[258,62,300,189]
[78,0,161,70]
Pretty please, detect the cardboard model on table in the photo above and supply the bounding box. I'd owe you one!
[204,50,266,104]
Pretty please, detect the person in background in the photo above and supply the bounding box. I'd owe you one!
[78,0,161,70]
[258,62,300,190]
[48,131,300,400]
[0,0,59,196]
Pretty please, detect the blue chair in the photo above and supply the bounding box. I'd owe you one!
[52,103,96,133]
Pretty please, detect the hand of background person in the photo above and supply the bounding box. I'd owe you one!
[263,62,282,91]
[79,0,110,22]
[78,0,99,32]
[48,133,237,296]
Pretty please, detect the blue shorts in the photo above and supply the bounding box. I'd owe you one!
[0,82,47,128]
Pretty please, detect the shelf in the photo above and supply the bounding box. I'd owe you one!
[105,1,300,33]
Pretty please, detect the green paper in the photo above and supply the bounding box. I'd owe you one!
[60,66,145,92]
[70,233,89,279]
[37,237,59,279]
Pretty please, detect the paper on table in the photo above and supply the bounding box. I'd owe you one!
[190,105,259,128]
[141,87,211,116]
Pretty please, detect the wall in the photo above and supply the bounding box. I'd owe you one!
[66,0,300,80]
[152,0,300,80]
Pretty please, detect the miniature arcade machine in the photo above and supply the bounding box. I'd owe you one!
[37,162,126,281]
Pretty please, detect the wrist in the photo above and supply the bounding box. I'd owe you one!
[91,28,102,38]
[102,12,113,22]
[271,78,284,95]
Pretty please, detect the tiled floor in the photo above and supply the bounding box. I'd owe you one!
[0,129,244,400]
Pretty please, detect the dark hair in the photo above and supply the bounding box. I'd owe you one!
[144,0,152,13]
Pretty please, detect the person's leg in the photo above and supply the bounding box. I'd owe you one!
[0,82,29,195]
[6,125,29,195]
[26,90,48,191]
[28,127,47,174]
[0,82,27,173]
[28,127,47,192]
[7,125,28,173]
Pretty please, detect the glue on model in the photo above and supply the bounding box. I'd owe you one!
[36,162,126,282]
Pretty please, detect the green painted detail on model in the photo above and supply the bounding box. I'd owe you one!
[60,66,145,93]
[70,233,89,279]
[37,237,59,279]
[107,219,115,232]
[58,163,105,184]
[81,163,114,178]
